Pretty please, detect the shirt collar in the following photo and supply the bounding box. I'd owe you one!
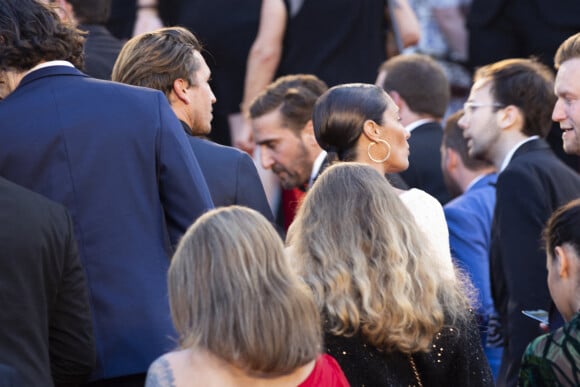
[25,60,75,77]
[499,136,539,173]
[308,150,327,187]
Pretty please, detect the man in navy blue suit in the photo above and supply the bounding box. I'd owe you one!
[0,1,213,385]
[459,58,580,387]
[111,26,274,222]
[440,110,502,379]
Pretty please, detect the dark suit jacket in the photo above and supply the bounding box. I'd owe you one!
[182,123,273,221]
[400,121,450,205]
[0,178,95,386]
[0,364,22,387]
[79,24,124,80]
[469,0,580,28]
[490,139,580,386]
[0,65,213,380]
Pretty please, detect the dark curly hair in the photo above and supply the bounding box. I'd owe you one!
[0,0,85,71]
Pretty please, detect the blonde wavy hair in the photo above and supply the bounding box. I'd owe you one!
[169,206,321,376]
[287,163,472,353]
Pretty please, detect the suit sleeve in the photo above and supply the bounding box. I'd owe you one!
[493,169,553,378]
[445,205,491,316]
[234,152,274,222]
[50,210,95,386]
[155,93,214,246]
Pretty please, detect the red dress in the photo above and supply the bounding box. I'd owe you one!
[299,354,350,386]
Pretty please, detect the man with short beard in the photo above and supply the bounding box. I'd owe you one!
[249,74,329,192]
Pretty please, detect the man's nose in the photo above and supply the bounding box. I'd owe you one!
[458,114,468,131]
[260,146,275,170]
[552,99,565,123]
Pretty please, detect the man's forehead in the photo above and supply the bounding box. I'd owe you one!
[253,110,291,137]
[194,51,211,74]
[555,58,580,94]
[469,78,492,99]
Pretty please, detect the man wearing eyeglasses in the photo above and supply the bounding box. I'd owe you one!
[458,58,580,387]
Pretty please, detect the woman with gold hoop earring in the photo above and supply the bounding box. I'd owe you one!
[312,83,454,281]
[299,83,489,386]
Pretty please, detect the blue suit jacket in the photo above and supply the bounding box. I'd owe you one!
[444,173,497,320]
[182,122,273,222]
[0,66,214,380]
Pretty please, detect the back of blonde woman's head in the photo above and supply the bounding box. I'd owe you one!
[287,163,470,353]
[169,206,321,376]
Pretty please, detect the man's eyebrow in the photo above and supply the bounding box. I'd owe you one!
[256,137,278,145]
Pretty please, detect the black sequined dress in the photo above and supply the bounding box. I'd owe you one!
[324,314,494,386]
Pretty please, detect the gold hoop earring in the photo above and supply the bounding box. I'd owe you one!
[367,139,391,163]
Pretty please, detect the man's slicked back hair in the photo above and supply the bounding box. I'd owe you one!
[112,27,202,97]
[554,32,580,69]
[249,74,328,134]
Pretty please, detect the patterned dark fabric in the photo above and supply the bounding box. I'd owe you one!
[324,313,494,386]
[519,312,580,386]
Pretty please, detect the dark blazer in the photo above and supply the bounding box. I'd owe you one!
[469,0,580,28]
[400,121,450,205]
[182,123,274,221]
[0,364,20,387]
[0,177,95,386]
[79,24,124,80]
[490,139,580,386]
[0,65,214,381]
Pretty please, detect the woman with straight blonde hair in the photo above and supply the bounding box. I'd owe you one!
[287,163,493,386]
[145,206,348,387]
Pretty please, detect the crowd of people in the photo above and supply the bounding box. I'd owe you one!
[1,0,580,386]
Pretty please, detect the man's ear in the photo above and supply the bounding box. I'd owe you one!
[172,78,190,104]
[388,90,402,108]
[442,147,458,172]
[301,120,318,146]
[554,245,571,279]
[498,105,522,130]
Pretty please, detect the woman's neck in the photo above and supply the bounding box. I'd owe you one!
[354,154,386,175]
